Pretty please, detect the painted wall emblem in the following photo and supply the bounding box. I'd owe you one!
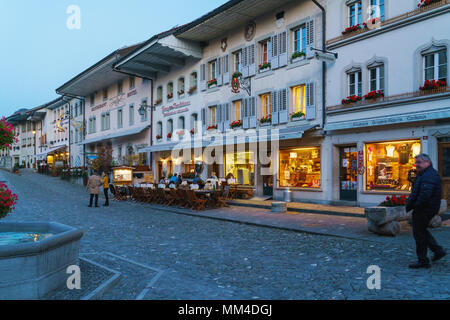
[245,21,256,41]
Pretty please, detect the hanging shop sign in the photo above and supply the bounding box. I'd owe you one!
[162,101,191,117]
[357,150,365,175]
[231,77,240,93]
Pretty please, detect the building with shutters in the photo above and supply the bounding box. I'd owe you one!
[323,0,450,206]
[115,0,327,200]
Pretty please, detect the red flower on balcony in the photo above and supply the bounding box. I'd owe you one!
[167,93,173,99]
[342,23,367,35]
[230,120,242,129]
[156,134,162,140]
[167,132,172,139]
[419,79,447,91]
[363,90,384,100]
[207,79,217,88]
[418,0,440,8]
[207,125,218,131]
[342,95,362,104]
[190,128,196,135]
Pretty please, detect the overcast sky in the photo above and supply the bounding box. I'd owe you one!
[0,0,227,117]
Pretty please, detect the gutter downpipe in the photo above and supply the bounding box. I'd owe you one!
[312,0,327,133]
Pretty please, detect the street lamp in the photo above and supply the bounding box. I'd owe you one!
[138,101,149,116]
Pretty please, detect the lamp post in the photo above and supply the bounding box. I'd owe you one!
[32,129,36,170]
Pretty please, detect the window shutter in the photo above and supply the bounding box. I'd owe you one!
[223,55,230,85]
[243,98,249,129]
[200,64,207,91]
[271,35,279,69]
[271,91,279,125]
[248,44,256,77]
[306,19,315,59]
[201,107,206,133]
[306,82,316,120]
[249,96,257,128]
[217,104,224,132]
[279,89,288,124]
[242,46,249,78]
[223,102,231,130]
[278,31,288,67]
[217,57,223,86]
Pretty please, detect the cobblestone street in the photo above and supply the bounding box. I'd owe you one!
[1,169,449,300]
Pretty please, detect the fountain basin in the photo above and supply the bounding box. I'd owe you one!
[0,222,83,299]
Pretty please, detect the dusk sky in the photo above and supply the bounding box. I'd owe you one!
[0,0,227,116]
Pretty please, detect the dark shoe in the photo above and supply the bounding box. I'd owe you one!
[95,205,99,208]
[432,251,446,262]
[104,204,109,207]
[409,262,431,269]
[88,205,92,208]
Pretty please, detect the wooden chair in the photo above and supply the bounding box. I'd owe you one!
[186,190,207,212]
[176,189,189,208]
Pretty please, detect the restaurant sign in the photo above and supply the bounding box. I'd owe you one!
[325,108,450,131]
[162,101,190,117]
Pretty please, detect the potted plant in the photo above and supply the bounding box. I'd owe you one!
[364,90,384,101]
[291,111,306,121]
[418,0,440,8]
[190,128,196,135]
[258,62,271,72]
[188,86,197,95]
[230,120,242,129]
[342,95,362,105]
[207,78,217,88]
[419,79,446,91]
[167,92,173,100]
[0,182,18,219]
[156,134,162,141]
[342,23,367,35]
[207,125,218,132]
[177,90,185,97]
[167,132,172,140]
[291,51,306,63]
[365,195,408,236]
[259,115,272,126]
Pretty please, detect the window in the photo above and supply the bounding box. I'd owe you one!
[260,93,271,117]
[189,72,198,91]
[233,50,242,73]
[90,94,95,107]
[366,140,421,192]
[209,106,217,126]
[279,147,321,188]
[292,85,306,115]
[129,76,135,89]
[293,26,307,54]
[118,108,123,128]
[369,65,385,92]
[167,119,173,134]
[118,145,122,159]
[89,117,96,134]
[190,113,198,130]
[348,70,362,96]
[178,77,185,95]
[157,121,163,137]
[260,40,269,65]
[167,82,174,99]
[129,105,134,125]
[233,100,242,121]
[209,60,217,81]
[101,112,110,131]
[178,116,185,130]
[348,1,362,26]
[224,152,255,185]
[423,49,447,82]
[370,0,385,21]
[103,88,108,101]
[156,86,163,103]
[141,99,148,122]
[118,81,123,94]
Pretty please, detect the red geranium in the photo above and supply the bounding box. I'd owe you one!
[342,95,362,104]
[419,79,446,91]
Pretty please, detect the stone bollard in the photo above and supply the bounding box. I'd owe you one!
[271,202,287,214]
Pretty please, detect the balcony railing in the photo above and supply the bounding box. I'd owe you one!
[327,86,450,112]
[327,0,450,45]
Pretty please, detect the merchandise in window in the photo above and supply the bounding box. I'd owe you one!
[366,140,421,192]
[224,152,255,185]
[279,147,321,188]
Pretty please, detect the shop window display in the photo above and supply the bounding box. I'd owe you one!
[224,152,255,185]
[366,140,421,192]
[279,147,321,188]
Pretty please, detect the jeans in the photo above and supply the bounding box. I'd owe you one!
[89,194,98,207]
[412,211,444,263]
[104,188,109,206]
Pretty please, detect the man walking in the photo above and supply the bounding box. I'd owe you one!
[102,171,109,207]
[406,154,446,268]
[86,171,102,208]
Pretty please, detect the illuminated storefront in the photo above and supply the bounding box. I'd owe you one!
[365,139,421,192]
[279,147,321,189]
[224,151,255,185]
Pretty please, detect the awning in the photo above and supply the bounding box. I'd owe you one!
[36,145,67,159]
[138,136,211,153]
[324,107,450,131]
[80,125,150,145]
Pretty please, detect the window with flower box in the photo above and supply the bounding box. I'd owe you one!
[369,64,385,93]
[178,116,185,130]
[189,72,197,94]
[208,106,217,127]
[178,77,185,96]
[233,50,242,74]
[260,93,271,118]
[209,60,217,82]
[156,86,163,104]
[292,26,307,59]
[423,49,447,82]
[348,1,362,27]
[167,119,173,138]
[370,0,385,21]
[167,82,174,99]
[156,121,163,139]
[292,85,306,117]
[348,69,362,97]
[233,100,242,122]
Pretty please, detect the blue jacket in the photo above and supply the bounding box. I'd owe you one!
[406,166,442,216]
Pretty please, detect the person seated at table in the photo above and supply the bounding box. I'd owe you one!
[177,174,183,185]
[210,172,218,180]
[169,174,179,185]
[193,174,204,188]
[159,177,166,184]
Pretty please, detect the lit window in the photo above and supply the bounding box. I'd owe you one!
[279,147,321,188]
[260,40,269,65]
[233,100,242,121]
[292,85,306,114]
[260,93,271,117]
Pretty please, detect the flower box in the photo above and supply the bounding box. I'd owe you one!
[342,23,367,35]
[342,95,362,105]
[291,51,306,63]
[207,125,218,132]
[419,79,447,91]
[363,90,384,101]
[167,133,172,140]
[260,122,271,127]
[167,93,173,100]
[291,116,306,122]
[418,0,440,8]
[258,63,271,72]
[207,79,217,88]
[230,120,242,129]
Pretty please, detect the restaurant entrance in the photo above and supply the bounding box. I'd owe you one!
[339,146,358,201]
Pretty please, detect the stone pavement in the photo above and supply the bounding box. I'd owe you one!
[1,169,449,300]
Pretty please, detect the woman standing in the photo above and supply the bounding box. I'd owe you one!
[102,171,109,206]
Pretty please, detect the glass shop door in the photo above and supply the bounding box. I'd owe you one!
[340,147,358,201]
